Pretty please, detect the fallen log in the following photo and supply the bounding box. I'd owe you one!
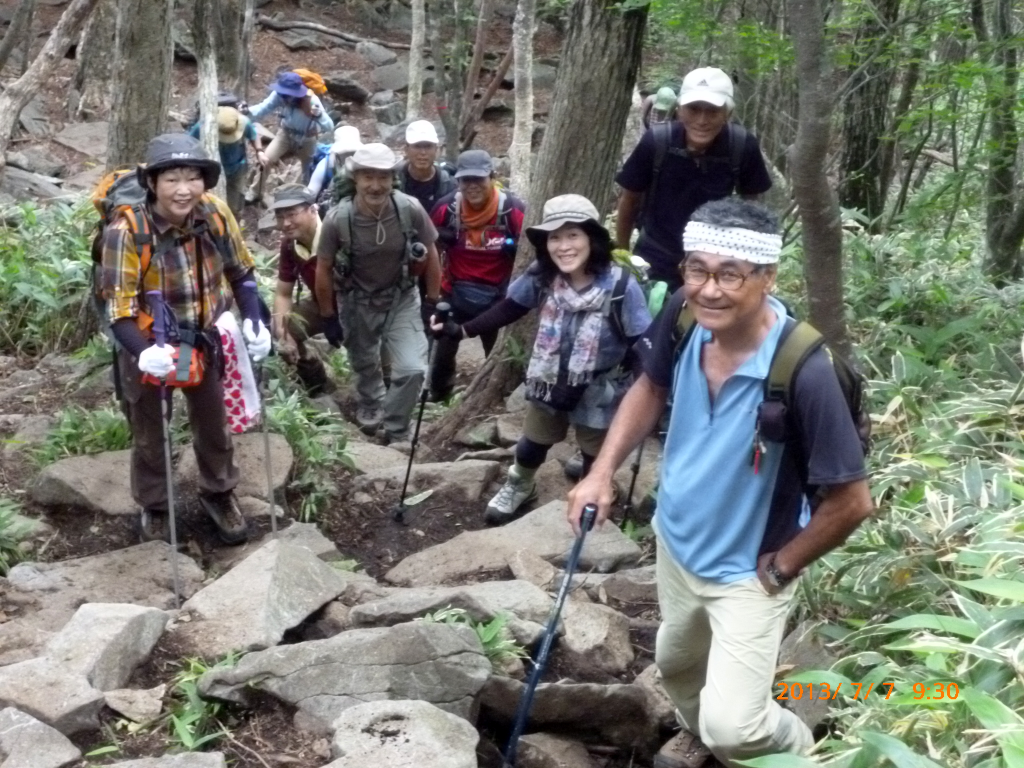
[256,14,412,50]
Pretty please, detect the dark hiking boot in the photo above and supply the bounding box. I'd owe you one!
[357,405,384,436]
[198,491,249,545]
[295,356,333,397]
[563,451,585,481]
[139,507,171,544]
[653,730,712,768]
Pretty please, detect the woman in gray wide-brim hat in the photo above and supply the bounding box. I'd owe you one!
[431,193,653,524]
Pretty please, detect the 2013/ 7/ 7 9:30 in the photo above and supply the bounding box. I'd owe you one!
[775,682,894,701]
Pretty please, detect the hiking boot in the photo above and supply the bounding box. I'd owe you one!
[198,491,249,545]
[295,356,333,397]
[485,464,537,525]
[563,451,584,481]
[376,427,410,447]
[139,507,171,544]
[653,730,711,768]
[357,405,384,436]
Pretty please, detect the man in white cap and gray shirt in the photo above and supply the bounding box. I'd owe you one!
[567,199,873,767]
[398,120,457,216]
[314,143,442,444]
[616,66,773,293]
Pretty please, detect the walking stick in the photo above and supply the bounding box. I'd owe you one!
[503,504,598,766]
[244,282,277,539]
[393,301,451,525]
[147,291,183,609]
[621,442,644,528]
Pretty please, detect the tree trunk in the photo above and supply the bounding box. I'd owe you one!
[460,0,494,142]
[216,0,245,94]
[508,0,535,196]
[427,0,648,444]
[837,0,900,228]
[406,0,426,119]
[789,0,849,354]
[239,0,255,99]
[0,0,99,178]
[107,0,173,171]
[71,0,115,119]
[428,0,459,162]
[18,0,34,74]
[973,0,1024,284]
[0,0,35,73]
[193,0,226,199]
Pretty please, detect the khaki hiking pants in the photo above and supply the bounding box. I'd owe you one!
[341,286,428,437]
[117,348,239,511]
[251,130,317,200]
[655,538,813,766]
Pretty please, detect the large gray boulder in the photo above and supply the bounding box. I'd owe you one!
[598,565,657,606]
[346,441,408,475]
[518,732,598,768]
[179,540,351,656]
[0,658,103,735]
[31,450,136,515]
[386,500,641,586]
[0,707,81,768]
[43,603,168,691]
[328,700,478,767]
[360,459,499,501]
[633,663,675,729]
[324,71,372,104]
[177,432,293,500]
[480,676,655,748]
[52,121,109,161]
[349,580,553,646]
[355,40,398,66]
[0,542,203,666]
[107,756,226,767]
[198,622,492,733]
[561,601,634,676]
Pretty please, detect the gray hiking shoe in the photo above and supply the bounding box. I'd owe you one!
[139,508,170,544]
[198,491,249,545]
[357,405,384,436]
[653,730,711,768]
[563,451,584,481]
[485,465,537,525]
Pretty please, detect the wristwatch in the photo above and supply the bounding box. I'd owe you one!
[765,555,794,589]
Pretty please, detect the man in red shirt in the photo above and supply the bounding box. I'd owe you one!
[270,184,332,394]
[429,150,526,402]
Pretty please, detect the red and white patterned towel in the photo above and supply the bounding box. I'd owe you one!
[216,312,261,433]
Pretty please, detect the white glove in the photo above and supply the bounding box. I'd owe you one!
[243,318,272,362]
[139,344,175,378]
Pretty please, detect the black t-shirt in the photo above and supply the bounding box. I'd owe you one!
[400,165,457,218]
[639,290,867,555]
[616,123,773,283]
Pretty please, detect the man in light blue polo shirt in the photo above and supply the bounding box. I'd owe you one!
[568,199,872,768]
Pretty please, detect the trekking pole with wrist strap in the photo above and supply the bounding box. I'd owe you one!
[393,301,450,525]
[621,442,645,527]
[244,281,277,540]
[147,291,183,609]
[503,503,598,767]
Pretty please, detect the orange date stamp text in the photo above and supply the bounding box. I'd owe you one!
[775,681,894,701]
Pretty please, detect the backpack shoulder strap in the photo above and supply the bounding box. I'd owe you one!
[602,265,632,340]
[392,192,417,241]
[672,302,697,360]
[650,121,672,193]
[728,123,748,184]
[335,197,354,251]
[765,319,824,406]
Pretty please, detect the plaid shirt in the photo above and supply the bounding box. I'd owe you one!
[100,194,255,334]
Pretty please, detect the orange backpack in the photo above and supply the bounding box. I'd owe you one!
[293,68,328,96]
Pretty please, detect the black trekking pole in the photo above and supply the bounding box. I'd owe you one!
[147,291,183,609]
[503,503,598,767]
[243,281,277,540]
[621,442,645,528]
[393,301,450,525]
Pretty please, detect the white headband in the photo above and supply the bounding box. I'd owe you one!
[682,221,782,265]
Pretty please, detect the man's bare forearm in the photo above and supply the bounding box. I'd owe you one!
[590,373,667,479]
[315,259,335,316]
[775,480,873,576]
[616,190,642,250]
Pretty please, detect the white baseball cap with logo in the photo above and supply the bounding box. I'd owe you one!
[406,120,440,145]
[678,67,734,110]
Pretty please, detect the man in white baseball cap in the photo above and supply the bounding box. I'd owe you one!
[615,66,772,295]
[399,120,456,216]
[313,143,443,444]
